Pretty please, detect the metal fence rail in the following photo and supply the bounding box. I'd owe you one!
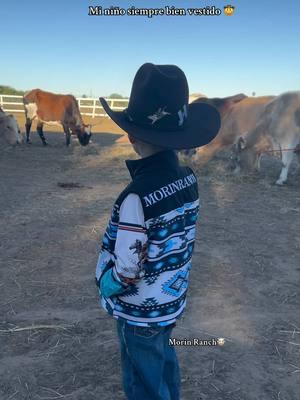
[0,94,129,118]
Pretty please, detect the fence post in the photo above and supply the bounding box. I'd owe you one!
[92,98,96,118]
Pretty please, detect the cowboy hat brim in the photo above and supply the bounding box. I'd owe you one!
[100,97,221,150]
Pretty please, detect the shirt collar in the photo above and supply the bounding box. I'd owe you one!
[125,150,179,179]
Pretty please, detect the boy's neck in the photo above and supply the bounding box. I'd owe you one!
[133,141,166,159]
[138,148,164,159]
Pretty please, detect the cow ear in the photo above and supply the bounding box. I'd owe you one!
[237,136,246,151]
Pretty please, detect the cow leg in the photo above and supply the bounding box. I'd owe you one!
[25,118,32,143]
[296,143,300,162]
[276,151,294,185]
[63,124,71,146]
[36,121,47,146]
[255,154,262,172]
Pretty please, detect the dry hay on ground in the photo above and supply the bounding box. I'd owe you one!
[0,133,299,400]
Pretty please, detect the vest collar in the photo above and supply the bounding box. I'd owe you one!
[125,150,179,179]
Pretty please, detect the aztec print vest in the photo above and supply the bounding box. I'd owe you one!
[99,150,199,327]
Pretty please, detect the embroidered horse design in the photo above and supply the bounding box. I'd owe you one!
[129,239,148,271]
[129,239,143,255]
[148,107,171,125]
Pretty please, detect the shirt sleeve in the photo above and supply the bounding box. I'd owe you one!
[113,193,148,280]
[96,193,148,298]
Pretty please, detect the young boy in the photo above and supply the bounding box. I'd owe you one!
[95,63,220,400]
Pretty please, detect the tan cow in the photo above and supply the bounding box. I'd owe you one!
[231,91,300,185]
[23,89,91,146]
[0,107,22,145]
[185,94,276,165]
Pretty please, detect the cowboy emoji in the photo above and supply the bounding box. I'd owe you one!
[224,4,235,16]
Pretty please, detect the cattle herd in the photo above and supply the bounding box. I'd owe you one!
[0,88,299,184]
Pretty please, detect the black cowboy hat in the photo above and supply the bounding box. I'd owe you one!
[99,63,221,150]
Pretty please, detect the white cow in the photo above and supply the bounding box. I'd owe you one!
[185,94,276,165]
[231,91,300,185]
[0,107,22,145]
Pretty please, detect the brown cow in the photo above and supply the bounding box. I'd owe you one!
[23,89,91,146]
[231,91,300,185]
[184,94,276,165]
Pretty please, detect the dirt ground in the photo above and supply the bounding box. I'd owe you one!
[0,125,299,400]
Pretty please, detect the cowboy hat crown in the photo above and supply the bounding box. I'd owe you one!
[100,63,220,149]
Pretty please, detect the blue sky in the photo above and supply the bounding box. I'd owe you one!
[1,0,300,98]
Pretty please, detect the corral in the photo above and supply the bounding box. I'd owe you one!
[0,120,299,399]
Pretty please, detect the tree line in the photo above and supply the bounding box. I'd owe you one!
[0,85,128,99]
[0,85,25,95]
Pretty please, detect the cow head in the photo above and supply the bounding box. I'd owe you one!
[180,93,248,158]
[75,124,92,146]
[230,136,260,173]
[0,115,23,145]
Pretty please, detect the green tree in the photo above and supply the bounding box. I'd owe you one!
[0,85,25,95]
[109,93,124,99]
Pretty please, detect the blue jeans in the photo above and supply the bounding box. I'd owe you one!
[117,319,180,400]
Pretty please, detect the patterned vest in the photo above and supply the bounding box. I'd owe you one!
[98,150,199,326]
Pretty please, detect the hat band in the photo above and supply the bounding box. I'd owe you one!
[124,105,188,132]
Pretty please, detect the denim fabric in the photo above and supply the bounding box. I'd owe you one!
[117,319,180,400]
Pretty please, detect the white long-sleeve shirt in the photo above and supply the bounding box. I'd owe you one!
[96,194,148,296]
